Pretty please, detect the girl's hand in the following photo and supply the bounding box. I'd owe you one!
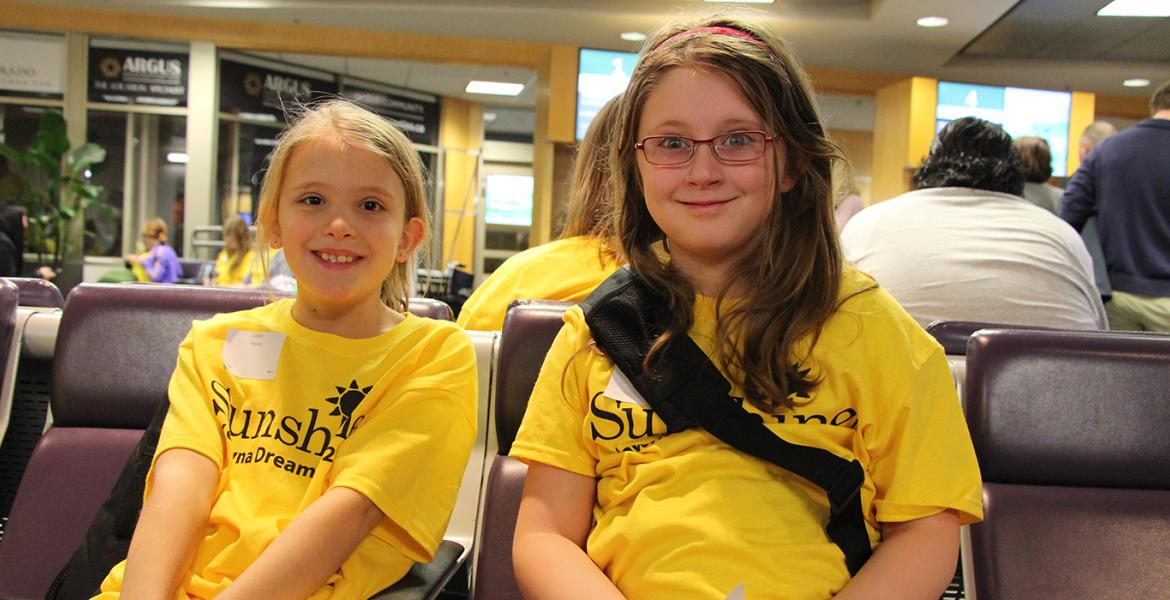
[513,462,626,600]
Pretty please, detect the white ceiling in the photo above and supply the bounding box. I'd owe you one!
[13,0,1170,118]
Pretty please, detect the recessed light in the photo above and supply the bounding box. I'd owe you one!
[465,81,525,96]
[1098,0,1170,17]
[483,112,498,122]
[1123,78,1152,88]
[705,0,774,3]
[620,32,647,42]
[917,16,949,28]
[166,152,189,164]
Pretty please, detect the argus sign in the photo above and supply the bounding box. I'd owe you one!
[88,48,188,107]
[219,59,338,123]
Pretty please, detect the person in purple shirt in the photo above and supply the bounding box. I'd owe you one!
[127,218,181,283]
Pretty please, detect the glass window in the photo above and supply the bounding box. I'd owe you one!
[216,119,280,227]
[0,103,48,205]
[85,110,187,256]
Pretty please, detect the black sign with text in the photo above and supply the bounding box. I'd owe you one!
[88,47,188,107]
[341,84,441,146]
[219,59,338,122]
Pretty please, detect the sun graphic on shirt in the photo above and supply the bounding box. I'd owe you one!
[325,380,372,438]
[789,364,815,400]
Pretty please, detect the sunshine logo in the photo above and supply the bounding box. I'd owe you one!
[326,380,371,438]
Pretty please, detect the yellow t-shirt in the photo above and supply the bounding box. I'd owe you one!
[509,269,983,600]
[213,248,257,286]
[457,236,619,331]
[96,300,477,600]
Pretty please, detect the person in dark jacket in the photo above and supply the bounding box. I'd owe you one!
[0,204,25,277]
[1060,81,1170,331]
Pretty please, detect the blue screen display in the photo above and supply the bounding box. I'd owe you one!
[576,48,638,140]
[936,81,1072,177]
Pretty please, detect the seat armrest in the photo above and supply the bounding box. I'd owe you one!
[370,539,465,600]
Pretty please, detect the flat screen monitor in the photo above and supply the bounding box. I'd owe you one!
[576,48,638,140]
[936,81,1072,177]
[484,173,534,227]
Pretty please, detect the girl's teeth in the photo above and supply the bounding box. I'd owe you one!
[319,253,354,263]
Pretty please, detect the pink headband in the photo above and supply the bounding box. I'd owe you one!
[653,26,773,55]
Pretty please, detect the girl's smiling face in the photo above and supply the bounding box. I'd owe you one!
[269,135,423,318]
[635,66,795,289]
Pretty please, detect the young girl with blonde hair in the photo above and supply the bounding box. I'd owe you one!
[96,100,477,599]
[511,15,982,600]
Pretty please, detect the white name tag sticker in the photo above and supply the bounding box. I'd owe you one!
[725,584,746,600]
[222,329,285,380]
[603,367,649,407]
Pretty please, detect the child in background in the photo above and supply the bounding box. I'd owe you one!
[96,100,477,599]
[510,15,982,600]
[211,214,257,286]
[127,218,181,283]
[456,96,622,331]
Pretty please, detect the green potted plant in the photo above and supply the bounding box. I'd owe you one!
[0,108,109,271]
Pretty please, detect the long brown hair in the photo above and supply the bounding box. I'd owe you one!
[221,214,253,275]
[254,99,430,312]
[608,15,846,412]
[561,95,621,262]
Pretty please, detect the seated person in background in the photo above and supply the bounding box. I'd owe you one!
[1014,136,1062,214]
[456,96,622,330]
[841,117,1107,330]
[126,218,182,284]
[0,204,58,279]
[211,214,256,286]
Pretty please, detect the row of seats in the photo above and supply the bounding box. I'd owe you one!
[0,280,1168,599]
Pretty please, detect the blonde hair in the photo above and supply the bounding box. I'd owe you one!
[560,95,621,262]
[254,99,430,312]
[608,15,850,413]
[141,218,169,244]
[221,214,253,275]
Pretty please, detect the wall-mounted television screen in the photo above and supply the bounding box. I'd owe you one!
[936,81,1072,177]
[484,173,534,227]
[576,48,638,140]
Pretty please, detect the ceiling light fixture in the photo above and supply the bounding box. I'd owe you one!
[620,32,647,42]
[917,16,949,28]
[1098,0,1170,17]
[705,0,775,3]
[1123,78,1152,87]
[166,152,189,164]
[483,112,498,122]
[465,81,525,96]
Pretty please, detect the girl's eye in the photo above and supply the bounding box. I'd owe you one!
[301,194,323,206]
[656,136,690,151]
[361,199,384,212]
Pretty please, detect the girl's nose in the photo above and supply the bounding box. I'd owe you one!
[323,213,356,239]
[686,143,724,186]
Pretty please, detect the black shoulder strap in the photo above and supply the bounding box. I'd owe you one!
[582,269,872,575]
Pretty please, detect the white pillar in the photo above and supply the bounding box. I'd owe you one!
[183,41,219,258]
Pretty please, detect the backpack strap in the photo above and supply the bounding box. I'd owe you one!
[581,268,873,575]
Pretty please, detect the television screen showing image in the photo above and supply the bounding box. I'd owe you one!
[484,173,534,227]
[576,48,638,140]
[936,81,1072,177]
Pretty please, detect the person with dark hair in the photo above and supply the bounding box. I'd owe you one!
[842,117,1106,329]
[1014,136,1062,214]
[1060,81,1170,332]
[0,204,26,277]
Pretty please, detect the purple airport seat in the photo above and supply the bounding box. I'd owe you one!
[0,283,271,600]
[924,320,1053,356]
[964,328,1170,600]
[470,299,572,600]
[5,277,64,309]
[408,297,454,321]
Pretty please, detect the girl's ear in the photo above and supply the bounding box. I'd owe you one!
[779,169,797,193]
[396,217,425,263]
[267,222,283,249]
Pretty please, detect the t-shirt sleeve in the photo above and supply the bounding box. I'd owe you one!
[508,308,599,478]
[153,323,227,472]
[863,307,984,526]
[327,325,478,563]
